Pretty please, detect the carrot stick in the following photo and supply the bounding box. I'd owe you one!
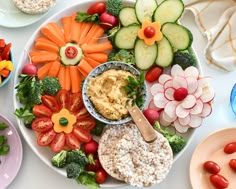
[83,24,104,44]
[85,52,108,63]
[47,60,61,77]
[58,65,66,89]
[77,58,93,77]
[35,41,59,53]
[41,23,66,47]
[78,22,93,45]
[48,22,65,42]
[69,66,82,93]
[84,57,101,68]
[30,51,58,64]
[64,66,71,91]
[87,27,104,44]
[62,16,72,43]
[81,41,112,53]
[70,14,83,43]
[36,37,58,46]
[37,62,52,79]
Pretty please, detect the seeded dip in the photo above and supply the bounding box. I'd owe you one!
[13,0,56,15]
[98,123,173,187]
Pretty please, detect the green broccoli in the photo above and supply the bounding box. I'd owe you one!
[106,0,122,16]
[172,49,197,70]
[41,76,62,96]
[108,49,135,64]
[66,162,82,179]
[66,149,88,169]
[153,121,187,154]
[29,78,43,105]
[51,150,67,168]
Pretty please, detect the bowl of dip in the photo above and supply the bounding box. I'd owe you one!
[82,61,148,125]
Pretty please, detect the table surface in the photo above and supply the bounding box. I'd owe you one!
[1,1,236,189]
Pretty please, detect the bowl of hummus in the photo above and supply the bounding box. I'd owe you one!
[82,61,148,125]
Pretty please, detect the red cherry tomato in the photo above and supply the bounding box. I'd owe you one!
[65,133,81,150]
[32,117,53,132]
[0,39,5,49]
[86,158,102,171]
[96,169,108,184]
[65,46,78,59]
[144,26,156,38]
[203,161,221,174]
[73,127,92,143]
[145,65,163,83]
[229,159,236,172]
[1,43,11,60]
[32,104,53,118]
[41,95,60,113]
[99,12,118,29]
[75,117,96,131]
[75,106,90,120]
[69,92,83,113]
[224,142,236,154]
[83,139,98,155]
[56,89,71,109]
[87,2,106,15]
[50,133,66,153]
[37,129,57,146]
[210,174,229,189]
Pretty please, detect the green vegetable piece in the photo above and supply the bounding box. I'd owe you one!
[76,171,99,189]
[108,49,136,65]
[75,12,99,24]
[0,121,8,130]
[0,144,10,156]
[90,121,105,136]
[59,117,68,126]
[14,106,35,128]
[42,76,61,96]
[106,0,122,16]
[51,150,67,168]
[66,162,82,179]
[0,136,7,146]
[66,149,88,168]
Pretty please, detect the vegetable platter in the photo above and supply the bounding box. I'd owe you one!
[13,0,215,188]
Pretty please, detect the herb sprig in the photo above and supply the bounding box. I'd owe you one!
[0,121,10,156]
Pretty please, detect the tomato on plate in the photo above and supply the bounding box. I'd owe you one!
[86,158,102,171]
[75,117,96,131]
[73,127,92,143]
[229,159,236,172]
[203,161,221,174]
[56,89,70,109]
[95,169,108,184]
[145,65,163,83]
[37,129,57,146]
[75,106,90,120]
[87,2,106,15]
[50,132,66,153]
[41,95,60,113]
[32,117,53,132]
[83,139,98,155]
[65,133,81,150]
[33,104,53,118]
[69,92,83,113]
[210,174,229,189]
[1,43,11,60]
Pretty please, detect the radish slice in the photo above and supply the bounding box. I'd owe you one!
[174,119,189,133]
[162,111,177,123]
[159,74,172,84]
[164,87,175,101]
[148,100,161,111]
[164,101,179,118]
[198,77,210,88]
[186,76,198,94]
[172,76,187,89]
[200,87,215,103]
[160,111,172,126]
[150,83,164,96]
[193,87,203,98]
[200,103,212,117]
[153,93,168,108]
[164,79,173,89]
[184,66,199,78]
[171,65,184,77]
[181,95,196,109]
[188,115,203,128]
[176,105,190,118]
[179,115,190,126]
[190,100,204,115]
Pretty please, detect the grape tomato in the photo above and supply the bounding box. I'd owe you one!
[209,174,229,189]
[224,142,236,154]
[203,161,221,174]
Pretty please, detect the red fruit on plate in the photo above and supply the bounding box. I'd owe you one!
[83,139,98,155]
[229,159,236,171]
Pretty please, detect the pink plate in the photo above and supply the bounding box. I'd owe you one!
[189,128,236,189]
[0,115,23,189]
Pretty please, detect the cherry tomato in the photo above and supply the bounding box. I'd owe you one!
[69,92,83,113]
[41,95,60,113]
[33,104,53,118]
[50,133,66,153]
[56,89,70,109]
[73,127,92,143]
[229,159,236,172]
[32,117,53,132]
[95,169,108,184]
[75,117,96,131]
[87,2,106,15]
[203,161,221,174]
[224,142,236,154]
[65,133,81,150]
[83,139,98,155]
[86,158,102,171]
[75,106,90,120]
[65,46,78,59]
[145,65,163,83]
[0,39,5,49]
[37,129,57,146]
[1,43,11,60]
[144,26,156,38]
[210,174,229,189]
[99,12,118,29]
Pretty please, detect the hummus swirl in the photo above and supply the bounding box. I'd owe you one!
[87,69,135,120]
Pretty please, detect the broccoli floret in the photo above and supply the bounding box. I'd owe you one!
[153,121,187,154]
[29,79,43,105]
[51,150,67,168]
[42,76,61,96]
[172,50,197,70]
[66,149,88,169]
[108,49,135,64]
[106,0,122,16]
[66,162,82,179]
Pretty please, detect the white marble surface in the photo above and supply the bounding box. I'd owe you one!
[1,1,236,189]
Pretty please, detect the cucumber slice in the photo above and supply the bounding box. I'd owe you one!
[114,24,141,49]
[135,39,157,70]
[162,22,193,50]
[60,43,83,65]
[156,36,174,67]
[153,0,184,25]
[119,7,139,26]
[135,0,157,23]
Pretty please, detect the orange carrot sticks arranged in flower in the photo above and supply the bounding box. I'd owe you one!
[83,24,104,44]
[30,51,58,64]
[70,14,83,43]
[77,58,93,77]
[37,62,52,79]
[85,52,108,63]
[36,37,58,46]
[58,65,66,89]
[69,66,82,93]
[81,41,112,53]
[47,60,61,77]
[61,16,72,43]
[35,41,59,53]
[64,66,71,91]
[78,22,93,45]
[84,57,101,68]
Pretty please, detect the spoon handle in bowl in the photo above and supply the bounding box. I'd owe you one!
[128,105,157,143]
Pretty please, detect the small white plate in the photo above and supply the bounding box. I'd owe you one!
[0,0,48,28]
